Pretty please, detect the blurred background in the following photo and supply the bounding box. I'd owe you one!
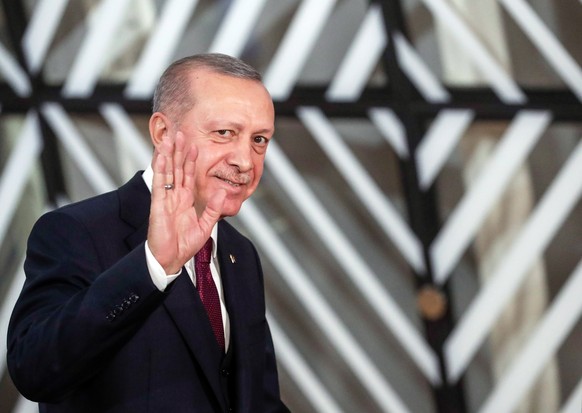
[0,0,581,412]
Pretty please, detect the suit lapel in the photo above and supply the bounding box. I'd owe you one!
[217,222,248,344]
[163,274,226,408]
[217,222,257,411]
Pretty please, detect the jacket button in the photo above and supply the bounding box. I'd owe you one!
[221,369,230,377]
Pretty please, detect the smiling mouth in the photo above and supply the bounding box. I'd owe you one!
[219,178,242,187]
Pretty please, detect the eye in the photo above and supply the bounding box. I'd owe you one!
[253,135,269,146]
[216,129,231,136]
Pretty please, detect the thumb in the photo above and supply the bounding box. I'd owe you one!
[198,189,226,234]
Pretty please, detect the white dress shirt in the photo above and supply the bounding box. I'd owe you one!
[142,166,230,349]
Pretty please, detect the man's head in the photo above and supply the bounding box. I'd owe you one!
[152,54,264,121]
[149,54,275,218]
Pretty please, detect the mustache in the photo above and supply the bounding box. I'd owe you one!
[213,169,251,185]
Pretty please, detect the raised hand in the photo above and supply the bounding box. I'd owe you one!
[147,131,226,274]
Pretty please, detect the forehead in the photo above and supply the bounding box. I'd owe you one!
[187,70,275,124]
[189,69,269,99]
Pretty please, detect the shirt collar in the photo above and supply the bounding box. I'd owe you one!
[142,166,218,258]
[142,165,153,193]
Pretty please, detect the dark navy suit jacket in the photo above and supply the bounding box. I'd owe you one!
[7,172,288,413]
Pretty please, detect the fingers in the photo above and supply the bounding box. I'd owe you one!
[151,148,167,207]
[152,131,188,190]
[152,135,175,195]
[173,131,186,189]
[153,131,195,191]
[183,140,198,192]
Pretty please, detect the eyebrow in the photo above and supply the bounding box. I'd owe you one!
[210,120,274,135]
[254,127,275,135]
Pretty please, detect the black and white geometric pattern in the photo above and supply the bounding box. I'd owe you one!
[0,1,580,412]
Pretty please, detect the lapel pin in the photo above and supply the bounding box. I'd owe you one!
[229,254,236,264]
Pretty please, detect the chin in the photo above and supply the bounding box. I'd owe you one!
[221,202,244,218]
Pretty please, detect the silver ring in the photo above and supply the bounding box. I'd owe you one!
[164,183,174,190]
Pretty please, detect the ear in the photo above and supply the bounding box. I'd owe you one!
[149,112,171,148]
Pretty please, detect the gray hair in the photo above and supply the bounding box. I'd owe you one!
[152,53,263,120]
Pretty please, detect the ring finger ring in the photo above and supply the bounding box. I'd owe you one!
[164,183,174,190]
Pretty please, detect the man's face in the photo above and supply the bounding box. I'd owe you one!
[175,70,275,217]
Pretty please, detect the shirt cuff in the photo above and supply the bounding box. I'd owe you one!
[145,240,181,291]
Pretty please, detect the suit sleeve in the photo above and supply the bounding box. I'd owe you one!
[263,321,291,413]
[6,210,166,402]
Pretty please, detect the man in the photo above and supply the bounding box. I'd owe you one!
[7,53,289,413]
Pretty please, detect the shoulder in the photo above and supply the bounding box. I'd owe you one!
[37,172,147,231]
[37,190,120,232]
[31,172,147,240]
[26,191,122,261]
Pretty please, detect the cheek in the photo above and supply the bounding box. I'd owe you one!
[252,157,265,178]
[248,164,264,190]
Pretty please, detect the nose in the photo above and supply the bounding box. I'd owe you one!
[227,137,253,172]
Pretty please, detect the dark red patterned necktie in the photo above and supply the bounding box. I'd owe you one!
[194,238,225,351]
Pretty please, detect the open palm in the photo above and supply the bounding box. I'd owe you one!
[147,131,225,274]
